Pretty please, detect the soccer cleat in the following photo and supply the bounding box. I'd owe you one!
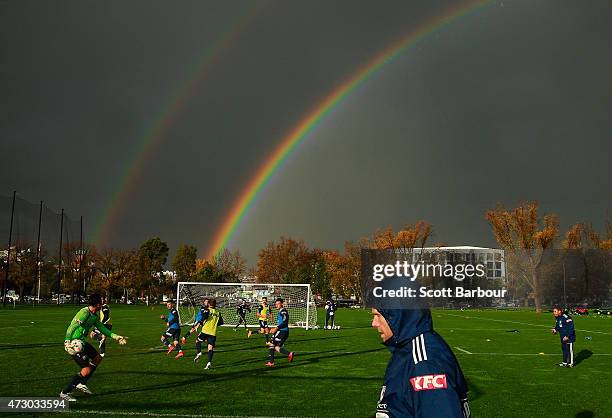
[288,352,294,363]
[247,330,252,338]
[75,383,92,394]
[567,363,574,368]
[175,351,184,359]
[265,361,275,367]
[166,345,176,355]
[100,353,105,358]
[558,362,568,367]
[181,336,186,345]
[194,352,202,364]
[59,392,77,402]
[205,362,212,370]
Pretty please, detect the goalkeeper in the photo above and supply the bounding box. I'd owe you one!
[60,293,127,402]
[235,299,251,331]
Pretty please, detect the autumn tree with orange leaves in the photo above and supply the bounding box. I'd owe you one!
[562,221,612,302]
[486,202,558,313]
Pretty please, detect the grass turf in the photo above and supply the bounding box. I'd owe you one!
[0,305,610,417]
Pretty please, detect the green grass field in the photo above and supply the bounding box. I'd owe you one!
[1,305,611,417]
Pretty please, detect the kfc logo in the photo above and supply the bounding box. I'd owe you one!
[410,374,448,391]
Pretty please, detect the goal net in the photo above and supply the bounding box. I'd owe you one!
[176,282,317,329]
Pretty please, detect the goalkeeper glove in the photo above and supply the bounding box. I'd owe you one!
[112,335,128,345]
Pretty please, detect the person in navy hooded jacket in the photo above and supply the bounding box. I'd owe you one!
[371,308,470,418]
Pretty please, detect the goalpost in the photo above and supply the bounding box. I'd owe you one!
[176,282,317,329]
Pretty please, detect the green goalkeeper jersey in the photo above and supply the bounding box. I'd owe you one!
[65,306,115,342]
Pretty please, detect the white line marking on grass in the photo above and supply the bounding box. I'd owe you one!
[454,347,473,354]
[439,313,612,335]
[72,410,316,418]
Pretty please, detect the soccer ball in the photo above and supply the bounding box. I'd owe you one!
[64,339,83,355]
[70,339,84,354]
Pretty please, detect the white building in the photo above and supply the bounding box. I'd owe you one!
[401,246,505,279]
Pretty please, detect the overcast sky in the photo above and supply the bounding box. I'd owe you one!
[1,0,610,264]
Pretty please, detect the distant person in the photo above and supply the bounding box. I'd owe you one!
[248,297,272,343]
[265,297,294,367]
[60,294,127,402]
[325,299,337,329]
[235,299,251,331]
[160,300,183,359]
[551,305,576,367]
[182,298,209,344]
[194,299,223,369]
[371,308,470,417]
[90,297,112,357]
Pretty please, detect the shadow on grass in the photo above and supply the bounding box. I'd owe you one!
[573,349,593,366]
[465,378,484,402]
[90,347,388,398]
[575,411,594,418]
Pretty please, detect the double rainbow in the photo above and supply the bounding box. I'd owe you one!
[91,2,267,245]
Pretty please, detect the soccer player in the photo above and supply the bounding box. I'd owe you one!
[551,305,576,367]
[60,294,127,402]
[194,298,223,369]
[265,297,294,367]
[248,296,272,342]
[89,297,112,357]
[182,298,209,344]
[324,298,337,329]
[371,308,470,417]
[234,299,251,331]
[160,300,184,359]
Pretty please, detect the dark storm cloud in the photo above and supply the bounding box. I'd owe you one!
[1,1,610,263]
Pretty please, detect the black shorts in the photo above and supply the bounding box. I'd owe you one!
[272,330,289,347]
[259,320,268,329]
[196,332,217,347]
[73,342,99,367]
[164,327,181,341]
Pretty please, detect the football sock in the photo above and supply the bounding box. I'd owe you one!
[195,341,202,354]
[279,347,289,356]
[63,374,83,394]
[207,349,214,362]
[268,348,275,362]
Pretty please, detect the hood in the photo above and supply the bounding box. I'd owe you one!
[379,308,433,350]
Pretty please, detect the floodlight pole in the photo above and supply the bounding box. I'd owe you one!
[562,260,567,308]
[79,216,84,296]
[3,191,16,307]
[56,209,64,305]
[35,201,43,306]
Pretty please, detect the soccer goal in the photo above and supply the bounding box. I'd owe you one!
[176,282,317,329]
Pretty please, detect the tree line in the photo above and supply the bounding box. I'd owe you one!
[2,202,610,309]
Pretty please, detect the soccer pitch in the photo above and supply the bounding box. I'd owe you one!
[1,306,611,417]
